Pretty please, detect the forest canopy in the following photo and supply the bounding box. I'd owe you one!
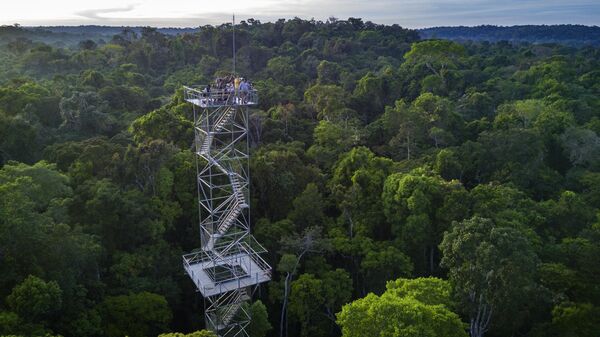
[1,17,600,337]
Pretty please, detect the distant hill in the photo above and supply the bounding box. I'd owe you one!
[33,25,199,36]
[2,24,599,48]
[419,25,600,46]
[0,25,199,47]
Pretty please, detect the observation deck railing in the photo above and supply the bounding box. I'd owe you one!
[184,86,258,107]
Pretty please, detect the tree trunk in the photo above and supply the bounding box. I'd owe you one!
[469,297,492,337]
[280,272,291,337]
[429,246,435,275]
[344,208,354,239]
[407,133,411,160]
[280,251,307,337]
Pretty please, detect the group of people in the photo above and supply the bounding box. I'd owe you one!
[200,75,253,105]
[216,75,253,92]
[202,75,253,103]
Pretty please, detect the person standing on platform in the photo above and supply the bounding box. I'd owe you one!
[202,84,211,105]
[234,77,241,103]
[239,79,249,104]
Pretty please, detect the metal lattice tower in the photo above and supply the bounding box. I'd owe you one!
[182,85,271,337]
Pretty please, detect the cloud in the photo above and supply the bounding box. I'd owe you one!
[76,4,138,20]
[5,0,599,27]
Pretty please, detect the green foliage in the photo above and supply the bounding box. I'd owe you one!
[59,91,115,135]
[385,277,453,308]
[0,161,71,210]
[308,120,360,168]
[72,178,166,253]
[304,84,350,122]
[0,162,100,314]
[359,241,413,293]
[383,168,468,274]
[330,146,394,237]
[288,183,325,230]
[251,143,320,220]
[368,93,461,160]
[0,18,599,337]
[403,40,466,93]
[337,277,467,337]
[317,60,341,85]
[98,292,172,337]
[550,302,600,337]
[289,273,325,337]
[440,217,539,336]
[0,311,20,335]
[287,269,352,337]
[7,275,62,322]
[130,106,194,148]
[248,300,272,337]
[560,127,600,169]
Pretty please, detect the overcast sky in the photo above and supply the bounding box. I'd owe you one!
[1,0,599,28]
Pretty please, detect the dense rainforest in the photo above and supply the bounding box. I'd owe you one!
[1,18,600,337]
[419,24,600,46]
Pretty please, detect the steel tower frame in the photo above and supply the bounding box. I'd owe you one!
[182,85,271,337]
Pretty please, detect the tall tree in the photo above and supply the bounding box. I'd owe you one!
[277,227,329,337]
[440,217,538,337]
[383,168,468,275]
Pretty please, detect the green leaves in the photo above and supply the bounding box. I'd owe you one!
[0,161,71,211]
[382,168,467,274]
[403,40,466,94]
[550,302,600,337]
[288,183,325,230]
[337,277,467,337]
[1,17,600,337]
[129,107,194,149]
[385,277,453,308]
[289,273,325,337]
[7,275,62,322]
[440,217,539,335]
[98,292,172,337]
[248,300,272,337]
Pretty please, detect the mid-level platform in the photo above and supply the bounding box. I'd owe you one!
[183,242,271,297]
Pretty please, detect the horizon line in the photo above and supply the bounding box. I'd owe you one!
[5,22,600,30]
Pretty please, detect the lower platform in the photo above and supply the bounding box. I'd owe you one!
[183,250,271,297]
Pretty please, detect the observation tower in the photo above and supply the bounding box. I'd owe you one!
[183,83,271,337]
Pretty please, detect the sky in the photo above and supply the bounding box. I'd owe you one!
[1,0,599,28]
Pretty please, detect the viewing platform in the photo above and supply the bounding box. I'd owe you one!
[184,86,258,108]
[183,239,271,297]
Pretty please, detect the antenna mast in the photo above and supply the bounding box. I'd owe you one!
[233,13,236,76]
[182,26,271,336]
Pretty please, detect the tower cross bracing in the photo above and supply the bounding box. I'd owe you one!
[183,85,271,337]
